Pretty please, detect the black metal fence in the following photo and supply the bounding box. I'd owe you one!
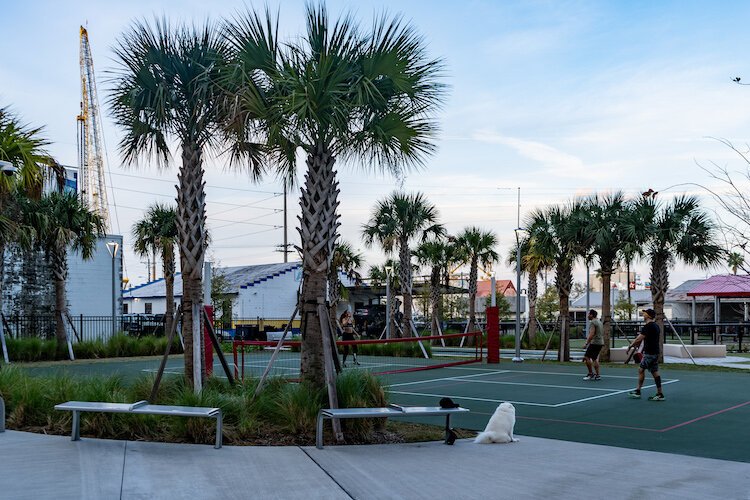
[2,314,167,342]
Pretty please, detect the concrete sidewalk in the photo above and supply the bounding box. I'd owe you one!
[2,430,749,499]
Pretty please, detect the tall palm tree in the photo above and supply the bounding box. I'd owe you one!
[0,107,54,318]
[328,241,363,323]
[640,195,724,359]
[580,192,638,361]
[223,6,444,388]
[526,201,587,361]
[109,20,234,387]
[414,239,450,336]
[132,203,178,336]
[455,227,498,333]
[31,192,105,356]
[728,252,744,275]
[363,192,445,337]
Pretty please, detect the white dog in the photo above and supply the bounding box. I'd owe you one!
[474,402,519,444]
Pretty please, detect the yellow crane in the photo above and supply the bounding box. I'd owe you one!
[76,25,109,229]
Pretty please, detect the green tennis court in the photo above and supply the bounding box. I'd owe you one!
[19,355,750,463]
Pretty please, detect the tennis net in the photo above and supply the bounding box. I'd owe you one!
[232,331,483,381]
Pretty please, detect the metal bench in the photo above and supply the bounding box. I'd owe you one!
[54,400,223,449]
[316,404,470,449]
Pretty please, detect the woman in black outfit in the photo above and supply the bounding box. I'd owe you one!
[340,310,359,367]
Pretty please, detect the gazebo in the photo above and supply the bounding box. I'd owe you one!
[686,274,750,343]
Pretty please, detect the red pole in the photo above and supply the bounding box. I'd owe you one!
[204,305,214,376]
[486,306,499,363]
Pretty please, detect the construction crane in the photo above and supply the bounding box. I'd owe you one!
[76,25,109,229]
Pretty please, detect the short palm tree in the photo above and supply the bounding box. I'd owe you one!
[32,191,105,356]
[509,233,552,345]
[132,203,178,336]
[109,19,234,387]
[328,241,363,324]
[363,192,445,337]
[455,227,498,333]
[641,195,724,358]
[728,252,744,275]
[414,239,450,336]
[222,6,444,388]
[0,106,55,317]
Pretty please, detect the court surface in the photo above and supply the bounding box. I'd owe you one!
[21,356,750,463]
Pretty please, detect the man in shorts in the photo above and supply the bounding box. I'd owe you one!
[583,309,604,381]
[627,308,665,401]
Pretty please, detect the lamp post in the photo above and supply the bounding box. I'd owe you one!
[106,241,119,337]
[513,228,524,363]
[385,264,394,339]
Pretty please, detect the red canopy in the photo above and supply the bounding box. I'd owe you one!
[686,275,750,298]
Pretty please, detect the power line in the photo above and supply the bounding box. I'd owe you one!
[107,171,281,194]
[108,185,282,211]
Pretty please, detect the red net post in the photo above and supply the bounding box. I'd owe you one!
[204,305,214,376]
[486,306,499,363]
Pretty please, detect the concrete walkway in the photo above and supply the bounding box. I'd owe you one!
[2,430,748,499]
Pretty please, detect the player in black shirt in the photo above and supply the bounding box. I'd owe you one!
[627,308,665,401]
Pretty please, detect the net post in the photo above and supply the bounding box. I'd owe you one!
[486,306,499,363]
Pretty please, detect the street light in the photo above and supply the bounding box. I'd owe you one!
[513,228,524,363]
[385,264,394,339]
[106,241,119,337]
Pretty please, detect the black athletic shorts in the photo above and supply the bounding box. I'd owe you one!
[584,344,603,359]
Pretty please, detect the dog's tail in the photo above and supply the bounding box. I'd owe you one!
[474,431,494,444]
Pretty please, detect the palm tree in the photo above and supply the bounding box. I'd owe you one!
[728,252,744,275]
[0,107,54,319]
[222,6,444,388]
[641,195,724,359]
[109,20,234,387]
[526,201,587,361]
[132,203,178,336]
[414,239,450,336]
[363,192,445,337]
[455,227,498,333]
[580,193,638,361]
[328,241,363,324]
[508,233,552,345]
[31,192,105,356]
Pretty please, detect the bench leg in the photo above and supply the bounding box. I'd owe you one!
[316,414,325,449]
[72,410,80,441]
[215,413,223,449]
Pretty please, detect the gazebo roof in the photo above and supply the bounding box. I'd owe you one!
[686,275,750,298]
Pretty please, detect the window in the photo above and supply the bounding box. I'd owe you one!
[123,303,129,314]
[145,302,153,314]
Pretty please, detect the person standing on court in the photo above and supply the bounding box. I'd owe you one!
[340,310,359,367]
[627,308,665,401]
[583,309,604,380]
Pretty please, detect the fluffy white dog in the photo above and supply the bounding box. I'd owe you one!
[474,402,519,444]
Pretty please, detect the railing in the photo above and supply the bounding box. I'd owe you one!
[3,314,167,342]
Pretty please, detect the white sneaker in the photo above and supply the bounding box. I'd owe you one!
[583,374,595,381]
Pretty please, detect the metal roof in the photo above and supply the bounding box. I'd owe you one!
[686,274,750,298]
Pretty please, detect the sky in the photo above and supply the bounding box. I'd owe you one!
[3,0,750,291]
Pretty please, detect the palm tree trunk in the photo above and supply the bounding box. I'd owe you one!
[430,266,441,337]
[600,269,613,362]
[528,269,538,345]
[51,247,68,358]
[399,238,412,336]
[556,259,572,362]
[299,145,339,389]
[650,255,669,363]
[176,143,208,388]
[163,245,175,340]
[468,256,478,332]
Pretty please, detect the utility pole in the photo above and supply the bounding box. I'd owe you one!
[283,185,288,263]
[513,187,523,363]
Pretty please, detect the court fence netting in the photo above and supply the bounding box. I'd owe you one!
[232,331,483,381]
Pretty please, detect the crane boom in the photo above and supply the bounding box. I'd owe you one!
[76,25,110,229]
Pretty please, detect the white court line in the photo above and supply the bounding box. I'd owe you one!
[389,390,556,408]
[552,379,680,407]
[464,379,617,392]
[385,371,510,388]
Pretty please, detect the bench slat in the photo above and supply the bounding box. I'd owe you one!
[132,405,220,417]
[54,401,142,413]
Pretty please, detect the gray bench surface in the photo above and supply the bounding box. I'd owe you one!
[54,400,223,448]
[317,405,469,449]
